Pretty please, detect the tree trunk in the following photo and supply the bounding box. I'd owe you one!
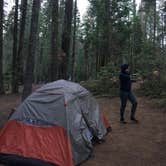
[130,34,134,73]
[153,0,156,49]
[133,0,136,17]
[132,0,136,73]
[98,0,111,67]
[95,20,100,76]
[84,42,89,80]
[12,0,19,93]
[104,0,111,64]
[50,0,59,81]
[161,13,166,69]
[0,0,4,94]
[17,0,28,86]
[61,0,73,79]
[22,0,41,101]
[71,0,77,81]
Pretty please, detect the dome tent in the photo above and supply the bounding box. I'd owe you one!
[0,80,109,166]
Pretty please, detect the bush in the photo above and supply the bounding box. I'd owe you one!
[140,73,166,98]
[80,78,119,97]
[139,72,166,109]
[80,63,119,97]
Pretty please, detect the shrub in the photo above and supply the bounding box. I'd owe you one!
[140,73,166,98]
[80,63,119,97]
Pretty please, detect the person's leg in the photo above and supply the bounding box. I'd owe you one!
[120,91,128,122]
[128,92,138,120]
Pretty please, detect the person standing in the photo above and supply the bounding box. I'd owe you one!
[119,64,138,123]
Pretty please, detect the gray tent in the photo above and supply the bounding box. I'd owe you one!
[0,80,107,166]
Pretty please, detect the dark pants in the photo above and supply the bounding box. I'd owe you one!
[120,90,137,120]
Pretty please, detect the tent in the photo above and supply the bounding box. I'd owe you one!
[0,80,110,166]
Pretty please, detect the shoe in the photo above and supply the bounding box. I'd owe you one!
[98,138,105,144]
[120,120,127,124]
[130,117,139,123]
[107,127,112,133]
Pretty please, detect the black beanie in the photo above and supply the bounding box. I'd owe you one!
[121,64,129,73]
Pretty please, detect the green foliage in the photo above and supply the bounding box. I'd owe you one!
[3,66,12,92]
[3,8,14,89]
[75,48,86,81]
[97,62,119,79]
[80,63,119,97]
[81,78,119,97]
[78,0,134,80]
[2,0,165,98]
[140,73,166,99]
[34,0,51,83]
[150,98,166,110]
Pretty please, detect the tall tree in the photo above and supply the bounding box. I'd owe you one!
[103,0,111,64]
[0,0,4,94]
[12,0,19,93]
[34,0,52,83]
[142,0,157,43]
[71,0,77,80]
[22,0,41,100]
[80,0,132,80]
[61,0,73,79]
[84,39,90,80]
[138,0,160,71]
[160,1,166,69]
[130,0,137,73]
[17,0,28,86]
[50,0,59,81]
[153,0,157,48]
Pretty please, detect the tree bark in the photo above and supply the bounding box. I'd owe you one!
[12,0,19,93]
[95,19,100,76]
[132,0,137,73]
[84,42,89,80]
[104,0,111,64]
[153,0,156,48]
[50,0,59,81]
[71,0,77,81]
[22,0,41,101]
[17,0,28,86]
[61,0,73,79]
[0,0,4,94]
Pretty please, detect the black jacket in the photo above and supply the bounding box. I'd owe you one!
[119,64,132,92]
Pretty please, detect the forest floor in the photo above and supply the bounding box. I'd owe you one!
[0,93,166,166]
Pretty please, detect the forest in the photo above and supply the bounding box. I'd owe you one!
[0,0,165,106]
[0,1,166,166]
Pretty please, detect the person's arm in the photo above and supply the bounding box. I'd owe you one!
[120,73,130,80]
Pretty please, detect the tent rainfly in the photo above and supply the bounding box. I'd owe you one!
[0,80,110,166]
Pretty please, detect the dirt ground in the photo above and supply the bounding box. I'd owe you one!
[0,94,166,166]
[82,97,166,166]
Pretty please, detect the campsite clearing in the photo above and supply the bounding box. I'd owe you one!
[0,95,166,166]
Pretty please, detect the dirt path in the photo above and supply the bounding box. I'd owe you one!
[0,95,166,166]
[82,97,166,166]
[0,95,21,128]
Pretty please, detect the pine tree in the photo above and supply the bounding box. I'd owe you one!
[12,0,19,93]
[61,0,73,79]
[71,0,77,81]
[0,0,4,94]
[17,0,28,86]
[22,0,41,100]
[50,0,59,81]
